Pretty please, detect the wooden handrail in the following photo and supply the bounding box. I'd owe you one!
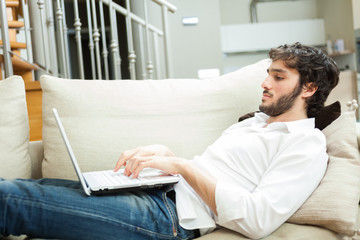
[0,55,38,70]
[152,0,177,13]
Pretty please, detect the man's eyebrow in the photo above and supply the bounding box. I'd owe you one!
[267,68,287,74]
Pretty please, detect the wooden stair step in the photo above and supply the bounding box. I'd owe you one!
[19,69,34,82]
[6,0,20,7]
[0,55,38,71]
[0,40,26,49]
[7,20,24,28]
[24,80,43,141]
[24,79,41,91]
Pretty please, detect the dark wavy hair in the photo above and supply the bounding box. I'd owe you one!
[268,42,340,118]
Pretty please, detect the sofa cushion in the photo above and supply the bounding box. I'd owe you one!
[195,223,338,240]
[0,76,31,179]
[287,108,360,236]
[40,59,271,180]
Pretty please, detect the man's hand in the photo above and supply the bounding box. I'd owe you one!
[114,144,218,215]
[122,155,187,178]
[114,144,178,176]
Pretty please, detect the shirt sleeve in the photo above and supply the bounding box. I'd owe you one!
[215,130,328,239]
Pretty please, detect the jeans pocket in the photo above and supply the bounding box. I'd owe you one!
[161,187,195,240]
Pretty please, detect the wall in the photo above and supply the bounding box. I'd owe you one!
[352,0,360,29]
[137,0,357,78]
[166,0,223,79]
[220,0,317,25]
[316,0,356,71]
[316,0,355,50]
[164,0,319,77]
[220,0,318,73]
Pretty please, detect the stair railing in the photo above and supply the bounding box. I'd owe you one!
[0,0,13,78]
[0,0,176,80]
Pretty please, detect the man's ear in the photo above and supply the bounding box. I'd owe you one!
[302,82,318,98]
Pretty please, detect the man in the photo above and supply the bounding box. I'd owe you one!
[0,43,339,239]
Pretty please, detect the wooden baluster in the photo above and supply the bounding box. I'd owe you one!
[108,0,121,79]
[0,0,13,77]
[126,0,136,80]
[45,0,59,76]
[161,4,173,78]
[99,1,109,80]
[138,24,147,80]
[86,0,96,79]
[153,31,160,79]
[73,0,85,79]
[55,0,67,77]
[61,0,70,78]
[37,0,50,74]
[90,0,102,79]
[143,0,153,79]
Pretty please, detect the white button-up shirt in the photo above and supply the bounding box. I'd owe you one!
[174,112,328,239]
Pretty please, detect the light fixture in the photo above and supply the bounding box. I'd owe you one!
[182,17,199,26]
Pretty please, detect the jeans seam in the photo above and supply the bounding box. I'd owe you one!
[162,191,178,238]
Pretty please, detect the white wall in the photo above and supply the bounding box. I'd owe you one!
[317,0,355,50]
[220,0,318,73]
[166,0,223,79]
[352,0,360,29]
[317,0,356,71]
[162,0,357,77]
[220,0,317,25]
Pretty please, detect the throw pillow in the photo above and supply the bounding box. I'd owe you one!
[287,108,360,236]
[40,59,271,180]
[314,101,341,130]
[0,76,31,179]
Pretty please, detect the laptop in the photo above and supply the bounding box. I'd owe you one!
[52,108,180,196]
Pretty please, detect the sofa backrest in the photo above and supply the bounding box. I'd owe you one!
[40,59,270,180]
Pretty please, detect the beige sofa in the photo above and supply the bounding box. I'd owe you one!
[1,59,360,240]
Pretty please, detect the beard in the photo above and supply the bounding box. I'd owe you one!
[259,83,302,117]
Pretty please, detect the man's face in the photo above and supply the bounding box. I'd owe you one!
[259,60,302,117]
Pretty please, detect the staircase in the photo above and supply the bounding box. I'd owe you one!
[0,0,38,82]
[0,0,41,141]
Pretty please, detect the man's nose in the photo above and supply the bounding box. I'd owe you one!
[261,77,272,89]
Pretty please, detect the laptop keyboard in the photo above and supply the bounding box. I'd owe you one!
[83,169,173,188]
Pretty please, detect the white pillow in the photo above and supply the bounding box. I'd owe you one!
[0,76,31,179]
[40,59,270,180]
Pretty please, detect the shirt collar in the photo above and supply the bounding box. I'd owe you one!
[253,112,315,133]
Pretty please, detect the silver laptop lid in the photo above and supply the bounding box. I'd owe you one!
[52,108,91,196]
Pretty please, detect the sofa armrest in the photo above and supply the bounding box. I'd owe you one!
[28,140,44,179]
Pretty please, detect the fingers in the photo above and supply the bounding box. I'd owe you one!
[124,156,152,178]
[114,145,175,174]
[131,160,152,178]
[114,148,139,172]
[114,146,158,172]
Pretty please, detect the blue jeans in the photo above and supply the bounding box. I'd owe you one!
[0,178,196,240]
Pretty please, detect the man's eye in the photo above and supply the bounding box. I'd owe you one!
[275,76,284,80]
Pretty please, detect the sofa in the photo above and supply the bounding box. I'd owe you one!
[1,59,360,240]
